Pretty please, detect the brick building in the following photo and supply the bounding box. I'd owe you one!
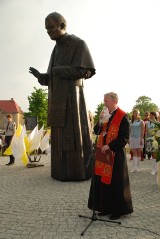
[0,98,24,129]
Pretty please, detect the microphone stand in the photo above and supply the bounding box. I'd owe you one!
[79,123,121,236]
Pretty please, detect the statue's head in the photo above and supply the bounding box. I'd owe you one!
[45,12,67,40]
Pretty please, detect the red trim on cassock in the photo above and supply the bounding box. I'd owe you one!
[95,108,126,184]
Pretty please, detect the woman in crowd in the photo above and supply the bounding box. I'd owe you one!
[129,109,145,172]
[143,111,150,159]
[145,112,158,175]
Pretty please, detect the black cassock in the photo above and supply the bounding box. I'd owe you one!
[38,33,95,181]
[88,112,133,216]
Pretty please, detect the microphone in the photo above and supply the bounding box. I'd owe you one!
[99,106,111,124]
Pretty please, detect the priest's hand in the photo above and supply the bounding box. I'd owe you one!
[101,145,110,153]
[29,67,40,79]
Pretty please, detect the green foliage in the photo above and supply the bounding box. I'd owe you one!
[126,112,132,120]
[24,87,48,128]
[132,95,159,118]
[94,102,104,125]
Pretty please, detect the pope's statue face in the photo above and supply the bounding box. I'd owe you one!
[45,17,65,40]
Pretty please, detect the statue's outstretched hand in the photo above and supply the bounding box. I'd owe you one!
[29,67,40,79]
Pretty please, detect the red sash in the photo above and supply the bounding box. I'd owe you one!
[95,108,125,184]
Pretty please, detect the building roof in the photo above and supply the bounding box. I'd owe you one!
[0,99,23,114]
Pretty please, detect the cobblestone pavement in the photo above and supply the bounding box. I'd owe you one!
[0,154,160,239]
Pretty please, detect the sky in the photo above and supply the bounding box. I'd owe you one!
[0,0,160,114]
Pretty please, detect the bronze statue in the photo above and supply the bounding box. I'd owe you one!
[29,12,96,181]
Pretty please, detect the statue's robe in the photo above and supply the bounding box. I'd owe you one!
[38,33,96,181]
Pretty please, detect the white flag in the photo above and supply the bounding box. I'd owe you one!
[27,125,44,153]
[40,129,50,153]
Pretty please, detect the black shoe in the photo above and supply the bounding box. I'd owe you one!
[5,162,14,166]
[109,215,120,220]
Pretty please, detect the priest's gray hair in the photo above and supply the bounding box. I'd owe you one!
[104,92,119,102]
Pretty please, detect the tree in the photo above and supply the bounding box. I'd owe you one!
[25,87,48,128]
[94,102,104,125]
[132,96,159,118]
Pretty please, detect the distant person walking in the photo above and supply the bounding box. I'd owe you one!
[4,114,16,166]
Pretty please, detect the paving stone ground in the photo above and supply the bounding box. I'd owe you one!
[0,154,160,239]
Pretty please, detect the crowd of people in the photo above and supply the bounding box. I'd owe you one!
[129,109,160,184]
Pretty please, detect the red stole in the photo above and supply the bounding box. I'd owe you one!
[95,108,126,184]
